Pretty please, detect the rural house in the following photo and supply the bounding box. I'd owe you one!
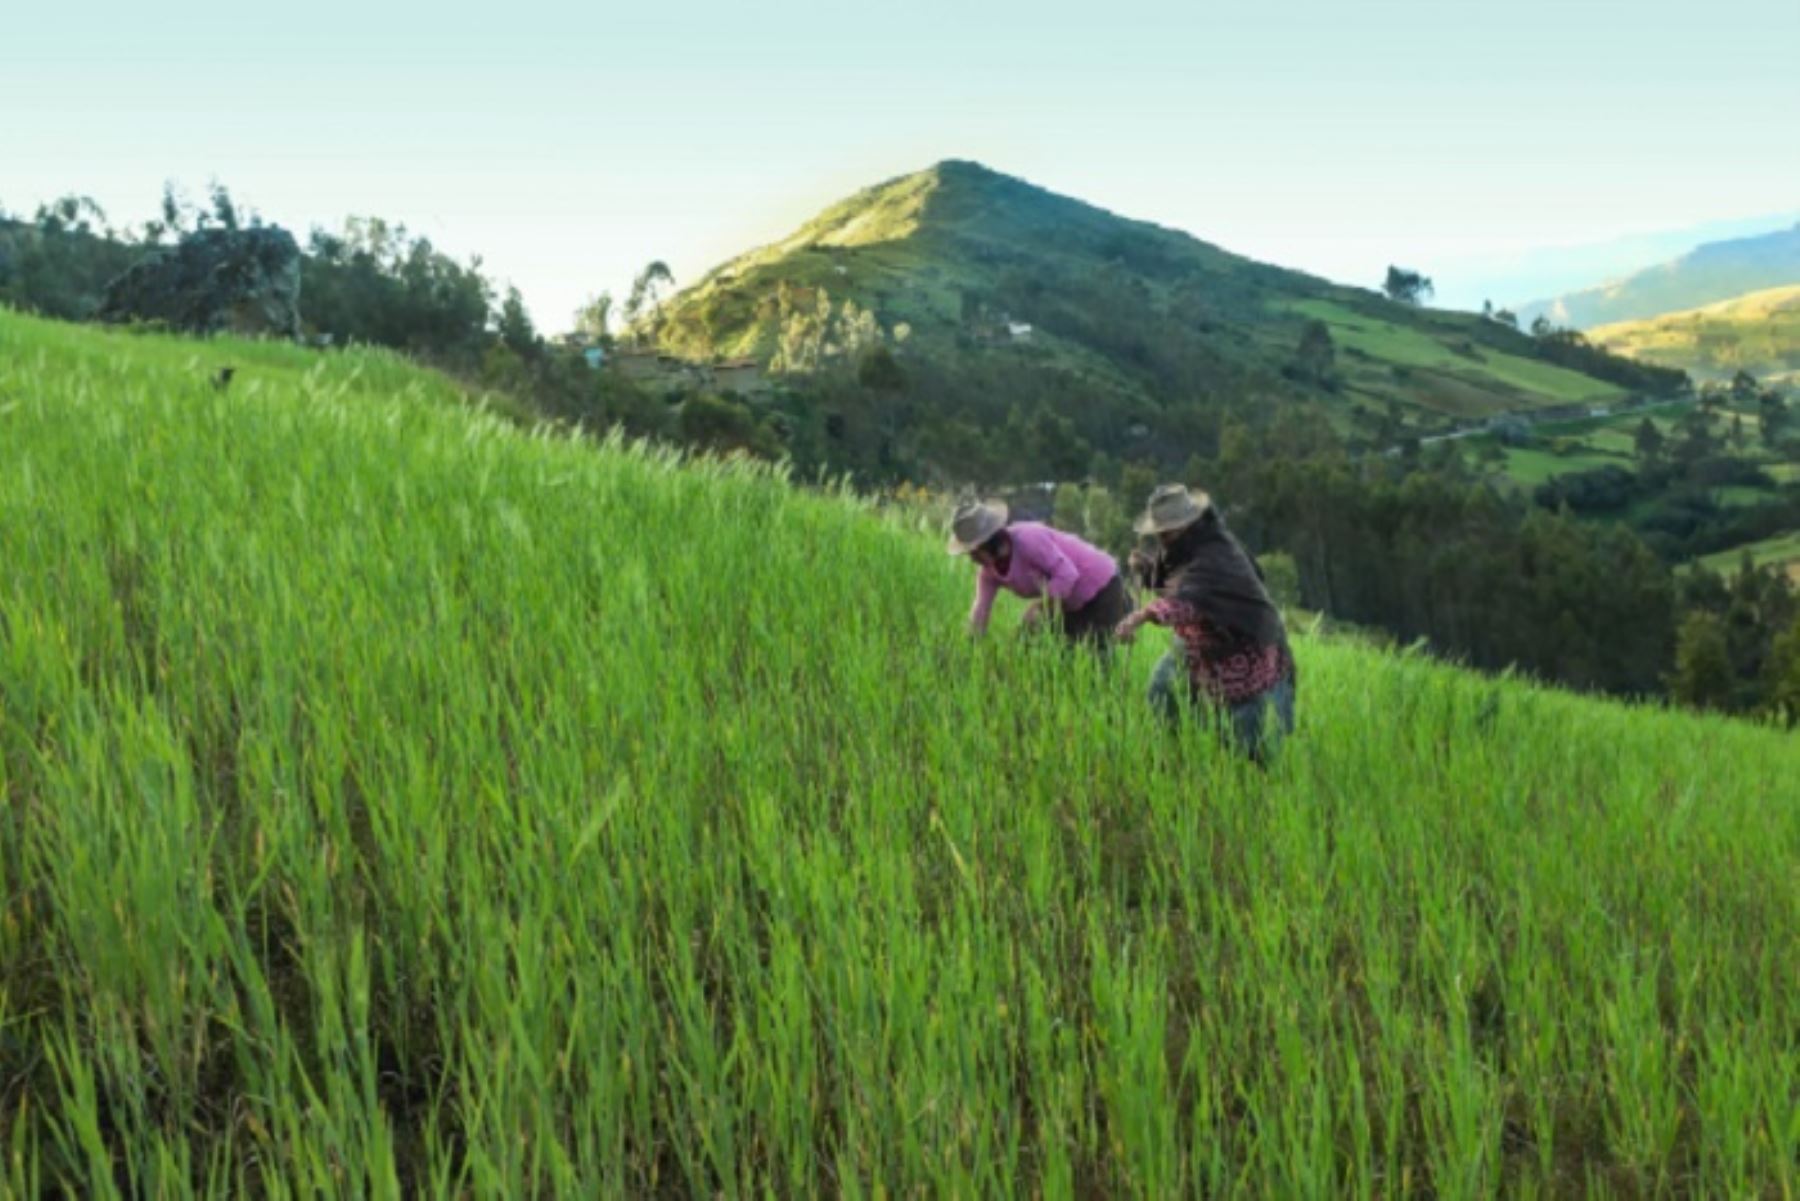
[712,357,765,393]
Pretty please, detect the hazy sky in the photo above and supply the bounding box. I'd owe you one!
[5,0,1797,329]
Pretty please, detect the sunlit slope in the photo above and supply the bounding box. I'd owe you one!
[1589,284,1800,385]
[1,310,1796,1197]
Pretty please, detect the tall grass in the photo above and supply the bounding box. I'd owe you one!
[1,308,1797,1197]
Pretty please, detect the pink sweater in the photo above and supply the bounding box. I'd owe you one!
[968,522,1119,632]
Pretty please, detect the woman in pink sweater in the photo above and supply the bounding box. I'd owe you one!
[946,499,1131,646]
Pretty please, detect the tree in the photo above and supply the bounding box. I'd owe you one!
[624,260,675,340]
[834,298,881,360]
[1671,407,1717,464]
[161,183,184,235]
[301,218,494,358]
[1491,307,1519,329]
[1118,462,1158,516]
[857,345,906,391]
[1051,482,1088,539]
[208,182,240,231]
[769,285,831,374]
[1765,612,1800,726]
[1081,485,1131,553]
[1633,417,1665,465]
[33,195,106,237]
[1758,391,1789,442]
[1292,319,1337,385]
[1382,266,1434,306]
[1008,405,1090,480]
[678,393,780,458]
[1669,611,1734,710]
[573,292,613,343]
[1259,551,1302,608]
[496,286,539,359]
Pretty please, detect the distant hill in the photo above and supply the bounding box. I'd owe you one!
[647,161,1673,479]
[1520,223,1800,330]
[1437,211,1800,314]
[1588,285,1800,385]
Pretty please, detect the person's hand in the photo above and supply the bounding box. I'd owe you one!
[1020,601,1044,629]
[1115,610,1148,643]
[1128,547,1159,589]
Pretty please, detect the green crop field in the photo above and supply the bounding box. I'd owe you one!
[1699,529,1800,576]
[1494,445,1624,487]
[1709,485,1782,510]
[1289,300,1625,412]
[2,309,1798,1197]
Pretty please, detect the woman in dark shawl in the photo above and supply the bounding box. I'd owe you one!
[1116,484,1297,762]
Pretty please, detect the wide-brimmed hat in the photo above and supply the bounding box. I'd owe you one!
[1133,483,1212,535]
[945,499,1009,554]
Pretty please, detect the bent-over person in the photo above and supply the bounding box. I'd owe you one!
[1116,484,1297,762]
[947,499,1132,648]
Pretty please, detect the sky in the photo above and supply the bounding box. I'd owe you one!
[5,0,1797,331]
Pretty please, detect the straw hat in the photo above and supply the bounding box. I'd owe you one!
[1133,483,1213,535]
[945,499,1009,555]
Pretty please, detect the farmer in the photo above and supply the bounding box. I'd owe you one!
[1115,484,1296,762]
[947,499,1132,647]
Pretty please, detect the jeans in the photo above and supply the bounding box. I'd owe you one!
[1148,649,1296,763]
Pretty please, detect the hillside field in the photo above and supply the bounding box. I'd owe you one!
[1446,398,1800,576]
[1588,285,1800,386]
[1286,300,1622,415]
[1700,529,1800,581]
[1,310,1797,1197]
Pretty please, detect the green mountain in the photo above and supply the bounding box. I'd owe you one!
[4,308,1798,1194]
[1589,284,1800,385]
[649,162,1673,479]
[1520,223,1800,331]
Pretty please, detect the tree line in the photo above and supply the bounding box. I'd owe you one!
[0,184,689,443]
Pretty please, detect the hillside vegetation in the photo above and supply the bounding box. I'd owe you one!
[1589,285,1800,385]
[1521,223,1800,331]
[3,310,1799,1196]
[646,162,1676,483]
[0,212,142,321]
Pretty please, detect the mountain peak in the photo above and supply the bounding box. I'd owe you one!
[922,157,993,176]
[918,158,1008,185]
